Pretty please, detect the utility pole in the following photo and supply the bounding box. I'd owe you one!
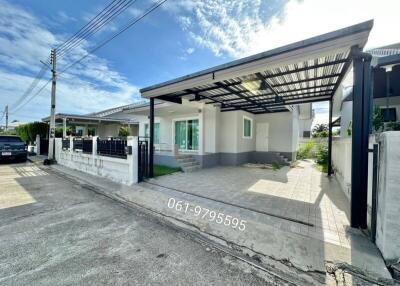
[48,49,57,160]
[5,105,8,131]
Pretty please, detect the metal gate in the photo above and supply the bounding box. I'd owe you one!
[138,138,149,182]
[370,143,379,243]
[40,138,49,155]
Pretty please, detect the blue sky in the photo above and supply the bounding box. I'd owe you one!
[0,0,399,124]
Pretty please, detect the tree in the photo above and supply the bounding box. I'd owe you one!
[312,123,329,138]
[16,122,49,144]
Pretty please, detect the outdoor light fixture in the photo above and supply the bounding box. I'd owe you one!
[275,94,284,103]
[259,80,268,90]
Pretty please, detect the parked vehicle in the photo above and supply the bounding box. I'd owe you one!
[0,136,28,162]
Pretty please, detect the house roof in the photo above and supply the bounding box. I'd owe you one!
[88,101,150,117]
[42,113,137,124]
[140,20,373,114]
[367,43,400,58]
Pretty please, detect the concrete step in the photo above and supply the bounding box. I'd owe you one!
[175,154,193,160]
[176,157,196,163]
[180,161,200,167]
[182,165,201,172]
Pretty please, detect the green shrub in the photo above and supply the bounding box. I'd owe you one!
[118,126,130,137]
[297,141,316,159]
[387,122,400,131]
[316,144,328,165]
[373,106,384,132]
[315,143,328,173]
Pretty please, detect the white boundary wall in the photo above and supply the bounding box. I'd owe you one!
[332,137,352,200]
[375,132,400,261]
[54,136,138,185]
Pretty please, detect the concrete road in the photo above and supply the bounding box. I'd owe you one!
[0,162,270,286]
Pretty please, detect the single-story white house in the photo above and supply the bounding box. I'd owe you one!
[83,99,314,170]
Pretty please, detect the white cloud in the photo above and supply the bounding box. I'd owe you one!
[170,0,400,58]
[0,0,140,123]
[57,11,77,23]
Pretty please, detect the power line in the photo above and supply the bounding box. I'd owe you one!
[56,0,121,51]
[59,0,167,75]
[9,64,49,112]
[57,0,138,59]
[11,79,52,114]
[8,0,132,112]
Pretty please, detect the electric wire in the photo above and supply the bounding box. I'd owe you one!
[9,0,133,110]
[11,79,52,114]
[59,0,167,75]
[57,0,138,59]
[9,64,48,112]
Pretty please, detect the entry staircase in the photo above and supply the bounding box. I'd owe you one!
[277,152,291,166]
[175,154,201,172]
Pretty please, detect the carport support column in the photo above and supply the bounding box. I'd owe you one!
[149,98,154,178]
[351,47,372,229]
[328,99,333,176]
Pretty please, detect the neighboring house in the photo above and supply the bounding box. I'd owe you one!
[41,103,143,137]
[0,121,26,132]
[333,43,400,137]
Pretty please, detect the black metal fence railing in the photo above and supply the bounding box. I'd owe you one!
[40,138,49,155]
[97,138,127,159]
[82,139,93,154]
[62,139,70,150]
[73,138,83,151]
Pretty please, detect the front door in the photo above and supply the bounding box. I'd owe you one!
[175,119,199,151]
[256,122,269,152]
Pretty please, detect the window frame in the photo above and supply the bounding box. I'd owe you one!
[242,116,253,139]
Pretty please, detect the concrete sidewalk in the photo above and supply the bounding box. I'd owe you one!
[45,163,394,286]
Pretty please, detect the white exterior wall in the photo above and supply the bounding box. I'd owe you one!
[218,111,237,153]
[97,123,121,137]
[254,112,296,153]
[112,102,298,156]
[340,101,353,138]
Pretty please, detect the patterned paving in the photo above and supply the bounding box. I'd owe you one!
[151,160,354,248]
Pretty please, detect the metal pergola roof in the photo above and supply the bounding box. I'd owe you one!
[140,20,373,114]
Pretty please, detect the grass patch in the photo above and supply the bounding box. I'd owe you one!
[154,165,181,177]
[316,162,328,173]
[272,162,281,171]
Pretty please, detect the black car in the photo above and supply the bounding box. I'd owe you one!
[0,135,28,162]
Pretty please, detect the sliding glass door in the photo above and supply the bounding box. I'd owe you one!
[175,119,199,151]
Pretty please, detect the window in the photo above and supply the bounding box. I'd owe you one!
[381,107,397,122]
[144,123,160,144]
[243,116,252,138]
[175,119,199,150]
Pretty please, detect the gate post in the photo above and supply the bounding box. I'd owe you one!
[127,136,138,184]
[351,47,372,228]
[36,134,40,155]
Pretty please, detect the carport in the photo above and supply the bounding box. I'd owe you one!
[140,20,374,229]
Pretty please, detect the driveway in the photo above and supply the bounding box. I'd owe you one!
[148,160,351,247]
[0,161,268,285]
